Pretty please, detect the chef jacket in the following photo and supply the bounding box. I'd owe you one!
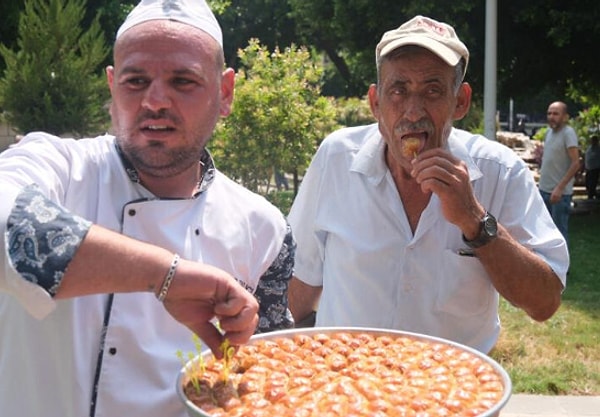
[0,132,290,417]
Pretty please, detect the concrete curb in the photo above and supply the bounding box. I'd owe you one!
[502,394,600,417]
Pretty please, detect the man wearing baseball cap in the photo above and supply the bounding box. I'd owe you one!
[0,1,294,415]
[289,16,567,353]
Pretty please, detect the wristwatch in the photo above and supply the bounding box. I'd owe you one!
[462,211,498,249]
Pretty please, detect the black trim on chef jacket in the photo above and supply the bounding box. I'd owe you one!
[89,293,114,417]
[88,141,213,415]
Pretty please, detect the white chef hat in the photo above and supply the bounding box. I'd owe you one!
[116,0,223,47]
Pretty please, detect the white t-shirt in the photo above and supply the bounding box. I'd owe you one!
[288,124,568,353]
[0,133,287,417]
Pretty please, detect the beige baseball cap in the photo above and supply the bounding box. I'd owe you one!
[116,0,222,47]
[376,15,469,77]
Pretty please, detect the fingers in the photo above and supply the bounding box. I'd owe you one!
[193,323,227,359]
[412,153,467,193]
[215,295,259,345]
[162,260,260,355]
[411,150,481,227]
[174,296,258,358]
[411,149,468,184]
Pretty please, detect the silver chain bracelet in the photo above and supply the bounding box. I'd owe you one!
[156,253,180,302]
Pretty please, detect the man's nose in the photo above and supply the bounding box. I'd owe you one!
[403,94,426,122]
[142,81,172,111]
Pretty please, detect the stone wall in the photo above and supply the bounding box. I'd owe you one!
[0,121,18,152]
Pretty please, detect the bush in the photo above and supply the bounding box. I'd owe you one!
[211,39,339,194]
[334,96,374,127]
[0,0,109,136]
[572,105,600,147]
[265,190,295,216]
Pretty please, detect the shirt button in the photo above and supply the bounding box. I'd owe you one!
[128,209,136,216]
[108,347,117,355]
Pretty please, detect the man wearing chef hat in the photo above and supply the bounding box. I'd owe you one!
[0,1,294,415]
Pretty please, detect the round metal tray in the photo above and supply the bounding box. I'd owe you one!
[176,327,512,417]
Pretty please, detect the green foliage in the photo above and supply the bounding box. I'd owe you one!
[572,105,600,147]
[90,0,136,49]
[211,39,339,193]
[208,0,297,70]
[177,334,207,394]
[288,0,479,97]
[206,0,231,15]
[455,98,484,135]
[265,190,295,216]
[0,0,110,136]
[334,96,374,128]
[532,126,548,142]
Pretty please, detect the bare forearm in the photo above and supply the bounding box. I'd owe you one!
[56,224,172,298]
[60,224,259,352]
[556,162,581,191]
[288,276,321,323]
[474,226,563,321]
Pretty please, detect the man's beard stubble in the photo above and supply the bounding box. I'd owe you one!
[113,109,206,180]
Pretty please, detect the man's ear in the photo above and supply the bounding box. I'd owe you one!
[106,66,115,93]
[453,82,472,121]
[219,68,235,117]
[367,83,380,120]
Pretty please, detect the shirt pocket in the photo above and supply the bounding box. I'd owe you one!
[435,249,494,317]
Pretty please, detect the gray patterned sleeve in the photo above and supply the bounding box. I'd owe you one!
[6,184,92,296]
[253,222,296,333]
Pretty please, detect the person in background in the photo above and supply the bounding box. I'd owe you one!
[0,0,294,416]
[584,135,600,199]
[275,169,290,190]
[287,15,567,353]
[538,101,581,242]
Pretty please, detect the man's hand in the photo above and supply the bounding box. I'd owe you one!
[56,225,259,357]
[411,148,484,237]
[162,260,259,358]
[550,187,564,204]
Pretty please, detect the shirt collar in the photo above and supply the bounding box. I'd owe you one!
[114,139,216,197]
[350,124,389,186]
[350,125,483,183]
[447,129,483,182]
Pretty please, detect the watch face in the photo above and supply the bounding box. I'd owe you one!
[484,214,498,235]
[462,212,497,248]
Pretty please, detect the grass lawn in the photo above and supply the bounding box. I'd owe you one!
[490,210,600,395]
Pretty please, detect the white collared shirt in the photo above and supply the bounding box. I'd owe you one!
[288,124,568,353]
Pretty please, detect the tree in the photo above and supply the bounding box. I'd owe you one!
[210,0,297,69]
[0,0,110,136]
[2,0,598,134]
[495,0,600,120]
[287,0,600,117]
[288,0,479,97]
[211,39,339,193]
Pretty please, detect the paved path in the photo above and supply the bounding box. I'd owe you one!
[502,394,600,417]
